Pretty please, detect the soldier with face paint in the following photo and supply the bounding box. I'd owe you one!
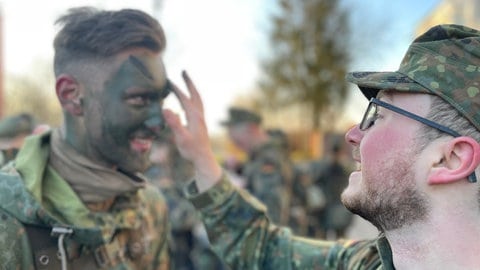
[0,7,172,269]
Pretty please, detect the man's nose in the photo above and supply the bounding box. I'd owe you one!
[144,105,165,136]
[345,124,363,146]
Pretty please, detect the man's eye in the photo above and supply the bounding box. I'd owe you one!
[369,112,382,126]
[362,112,381,130]
[370,113,379,125]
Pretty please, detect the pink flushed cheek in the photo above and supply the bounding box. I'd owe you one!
[361,127,412,172]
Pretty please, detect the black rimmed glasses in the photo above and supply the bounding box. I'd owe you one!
[360,97,477,183]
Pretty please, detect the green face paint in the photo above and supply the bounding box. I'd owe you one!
[82,51,170,173]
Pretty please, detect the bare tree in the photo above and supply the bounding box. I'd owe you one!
[257,0,351,131]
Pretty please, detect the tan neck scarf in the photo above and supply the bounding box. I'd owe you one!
[49,128,146,203]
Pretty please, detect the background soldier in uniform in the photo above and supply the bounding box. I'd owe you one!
[0,113,37,166]
[309,138,353,239]
[267,128,311,235]
[146,128,228,270]
[221,107,294,226]
[0,7,171,269]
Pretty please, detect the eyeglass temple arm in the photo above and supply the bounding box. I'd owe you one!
[372,98,477,183]
[468,172,477,183]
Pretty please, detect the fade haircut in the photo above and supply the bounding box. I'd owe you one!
[53,7,166,81]
[417,95,480,148]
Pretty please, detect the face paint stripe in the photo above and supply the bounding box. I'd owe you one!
[129,55,154,80]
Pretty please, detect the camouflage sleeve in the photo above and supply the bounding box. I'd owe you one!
[186,174,378,269]
[0,209,35,270]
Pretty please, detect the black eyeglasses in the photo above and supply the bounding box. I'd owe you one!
[360,98,477,183]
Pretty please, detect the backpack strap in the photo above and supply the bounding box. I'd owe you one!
[24,224,119,269]
[24,224,63,270]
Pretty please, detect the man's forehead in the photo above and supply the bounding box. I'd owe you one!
[377,90,418,101]
[126,53,171,97]
[376,90,391,99]
[128,53,166,80]
[129,55,155,80]
[112,50,167,82]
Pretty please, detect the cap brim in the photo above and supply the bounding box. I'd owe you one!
[346,71,431,100]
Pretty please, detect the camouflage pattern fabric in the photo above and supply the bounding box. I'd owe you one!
[186,175,392,270]
[347,24,480,132]
[242,138,294,226]
[146,143,228,270]
[0,132,170,269]
[0,148,19,167]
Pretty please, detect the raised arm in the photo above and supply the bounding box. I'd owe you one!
[162,71,222,192]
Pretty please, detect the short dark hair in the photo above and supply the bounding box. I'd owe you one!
[53,7,166,76]
[417,95,480,147]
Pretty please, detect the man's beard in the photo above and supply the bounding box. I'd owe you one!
[341,149,429,232]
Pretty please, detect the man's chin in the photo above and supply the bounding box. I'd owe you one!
[341,188,362,214]
[116,159,151,175]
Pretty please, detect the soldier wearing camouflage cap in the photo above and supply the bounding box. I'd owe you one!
[220,107,262,126]
[163,23,480,269]
[0,113,36,165]
[220,106,295,227]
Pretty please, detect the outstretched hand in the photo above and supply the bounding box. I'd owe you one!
[163,71,222,192]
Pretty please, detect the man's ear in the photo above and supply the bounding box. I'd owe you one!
[56,74,84,116]
[428,136,480,184]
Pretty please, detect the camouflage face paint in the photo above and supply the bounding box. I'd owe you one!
[82,51,170,173]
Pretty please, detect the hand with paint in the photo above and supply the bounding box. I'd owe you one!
[163,71,223,192]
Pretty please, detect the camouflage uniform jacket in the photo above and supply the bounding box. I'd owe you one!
[0,132,170,269]
[242,139,294,225]
[186,175,394,270]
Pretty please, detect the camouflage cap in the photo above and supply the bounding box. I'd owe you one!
[346,24,480,131]
[0,113,36,138]
[220,107,262,126]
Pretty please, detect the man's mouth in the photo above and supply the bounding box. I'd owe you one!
[130,137,153,153]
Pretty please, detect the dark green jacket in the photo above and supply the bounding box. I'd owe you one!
[186,175,394,270]
[0,132,170,269]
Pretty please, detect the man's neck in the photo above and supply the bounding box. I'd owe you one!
[385,211,480,269]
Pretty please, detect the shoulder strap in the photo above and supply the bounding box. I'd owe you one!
[24,224,102,269]
[24,224,147,270]
[24,224,64,269]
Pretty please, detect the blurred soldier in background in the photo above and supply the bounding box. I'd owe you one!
[0,113,37,165]
[266,128,311,235]
[221,107,294,226]
[145,127,196,270]
[309,136,354,238]
[146,127,228,270]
